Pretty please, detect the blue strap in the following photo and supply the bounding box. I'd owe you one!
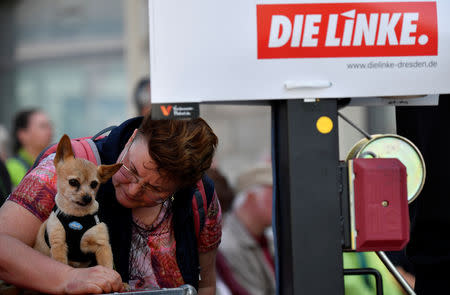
[92,125,117,141]
[194,190,205,233]
[196,175,215,234]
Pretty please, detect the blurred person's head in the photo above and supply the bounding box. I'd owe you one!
[206,167,235,214]
[233,164,273,236]
[12,108,53,159]
[0,125,10,162]
[134,77,151,116]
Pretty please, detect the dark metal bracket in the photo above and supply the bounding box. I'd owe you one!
[343,268,384,295]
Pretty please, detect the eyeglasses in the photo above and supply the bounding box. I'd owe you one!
[118,139,174,203]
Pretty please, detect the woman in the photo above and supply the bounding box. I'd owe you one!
[0,114,221,294]
[6,108,53,187]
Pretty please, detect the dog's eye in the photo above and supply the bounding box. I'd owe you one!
[90,181,98,189]
[69,179,80,188]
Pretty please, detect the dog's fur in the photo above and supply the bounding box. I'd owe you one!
[34,134,122,268]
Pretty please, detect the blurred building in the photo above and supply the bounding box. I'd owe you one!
[0,0,395,186]
[0,0,148,140]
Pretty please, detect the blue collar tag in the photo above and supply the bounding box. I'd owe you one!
[68,221,83,230]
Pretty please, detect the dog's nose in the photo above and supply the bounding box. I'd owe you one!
[82,195,92,204]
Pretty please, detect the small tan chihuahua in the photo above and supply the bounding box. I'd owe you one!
[34,134,122,268]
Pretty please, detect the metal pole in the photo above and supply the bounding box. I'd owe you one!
[376,251,416,295]
[272,99,344,294]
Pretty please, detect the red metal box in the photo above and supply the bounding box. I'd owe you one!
[349,158,409,251]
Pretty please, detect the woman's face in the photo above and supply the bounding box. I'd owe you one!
[22,112,53,151]
[112,134,178,208]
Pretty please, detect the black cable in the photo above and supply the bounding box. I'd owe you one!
[337,111,372,140]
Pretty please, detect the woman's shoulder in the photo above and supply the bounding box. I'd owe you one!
[197,190,222,252]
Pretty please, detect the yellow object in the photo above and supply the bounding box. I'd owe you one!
[316,116,333,134]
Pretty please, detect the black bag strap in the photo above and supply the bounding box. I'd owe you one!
[174,174,216,291]
[198,174,214,233]
[31,144,56,170]
[91,125,117,141]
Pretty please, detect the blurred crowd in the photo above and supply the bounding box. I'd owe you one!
[0,108,53,205]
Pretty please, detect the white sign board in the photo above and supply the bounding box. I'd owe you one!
[149,0,450,103]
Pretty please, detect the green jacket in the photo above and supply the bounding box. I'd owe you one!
[6,149,34,187]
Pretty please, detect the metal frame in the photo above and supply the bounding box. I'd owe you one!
[272,99,344,294]
[343,268,384,295]
[271,98,416,295]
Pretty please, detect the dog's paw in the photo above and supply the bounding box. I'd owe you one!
[122,283,131,292]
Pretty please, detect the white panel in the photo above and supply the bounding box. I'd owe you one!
[149,0,449,103]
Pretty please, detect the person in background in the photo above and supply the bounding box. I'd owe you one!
[206,167,235,217]
[219,164,275,295]
[0,125,11,204]
[6,108,53,188]
[0,125,9,163]
[133,77,152,116]
[0,161,11,206]
[385,249,415,289]
[395,95,450,294]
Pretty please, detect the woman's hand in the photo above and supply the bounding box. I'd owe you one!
[62,266,125,294]
[0,229,124,294]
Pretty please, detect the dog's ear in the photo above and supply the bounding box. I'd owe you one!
[98,163,123,183]
[54,134,74,166]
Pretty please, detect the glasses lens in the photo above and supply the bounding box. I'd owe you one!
[119,144,174,202]
[119,165,138,183]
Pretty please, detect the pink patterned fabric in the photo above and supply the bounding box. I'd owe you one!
[129,191,222,290]
[8,154,222,290]
[8,154,57,221]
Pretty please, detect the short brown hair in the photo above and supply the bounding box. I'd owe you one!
[138,116,218,188]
